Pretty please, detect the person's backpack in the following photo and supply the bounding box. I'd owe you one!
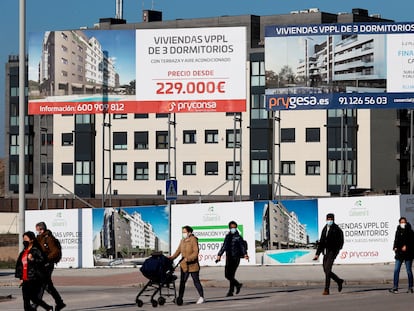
[45,234,62,264]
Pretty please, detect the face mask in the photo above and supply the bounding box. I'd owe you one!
[23,241,30,248]
[36,231,41,236]
[326,220,333,226]
[400,223,406,229]
[230,228,237,234]
[182,233,188,239]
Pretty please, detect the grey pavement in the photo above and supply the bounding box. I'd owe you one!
[0,262,401,289]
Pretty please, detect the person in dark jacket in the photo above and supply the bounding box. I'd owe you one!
[216,221,249,297]
[313,213,344,295]
[36,221,66,311]
[15,231,53,311]
[389,217,414,293]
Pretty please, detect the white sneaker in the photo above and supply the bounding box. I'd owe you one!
[196,297,205,304]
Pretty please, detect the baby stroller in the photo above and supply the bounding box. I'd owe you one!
[136,252,178,308]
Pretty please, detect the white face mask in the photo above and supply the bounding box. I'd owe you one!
[182,233,188,239]
[230,228,237,234]
[326,220,333,226]
[400,223,406,229]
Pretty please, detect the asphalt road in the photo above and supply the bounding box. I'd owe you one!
[1,284,413,311]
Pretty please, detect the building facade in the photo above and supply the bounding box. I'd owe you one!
[3,8,410,211]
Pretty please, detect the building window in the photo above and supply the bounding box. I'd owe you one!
[306,161,320,175]
[226,161,240,180]
[75,114,94,124]
[113,132,127,150]
[113,114,127,119]
[156,131,168,149]
[281,128,295,142]
[10,135,18,155]
[205,130,218,144]
[183,130,196,144]
[251,94,268,119]
[156,162,169,180]
[113,162,127,180]
[41,163,53,176]
[134,162,148,180]
[306,128,320,142]
[61,133,73,146]
[251,159,269,184]
[134,131,148,149]
[134,113,148,119]
[205,162,218,175]
[41,133,53,146]
[281,161,295,175]
[226,129,241,148]
[183,162,196,175]
[251,60,265,86]
[328,159,356,185]
[75,161,94,184]
[61,163,73,176]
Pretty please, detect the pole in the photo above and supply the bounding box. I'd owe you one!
[18,0,26,247]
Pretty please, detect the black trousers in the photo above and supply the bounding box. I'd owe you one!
[322,250,341,290]
[178,269,204,299]
[225,256,241,293]
[22,280,51,311]
[40,264,64,305]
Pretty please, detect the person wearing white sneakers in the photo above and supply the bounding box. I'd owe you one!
[170,225,205,305]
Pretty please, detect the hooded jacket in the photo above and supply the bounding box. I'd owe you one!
[393,222,414,261]
[171,234,200,273]
[15,245,47,281]
[218,230,247,259]
[37,229,60,263]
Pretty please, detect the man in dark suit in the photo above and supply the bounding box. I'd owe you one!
[313,213,344,295]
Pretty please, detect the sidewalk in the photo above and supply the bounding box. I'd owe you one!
[0,263,397,288]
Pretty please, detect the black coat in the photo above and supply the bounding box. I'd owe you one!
[218,231,247,258]
[316,223,344,256]
[393,223,414,261]
[15,246,47,281]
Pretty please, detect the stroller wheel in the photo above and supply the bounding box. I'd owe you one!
[136,298,143,308]
[158,297,166,305]
[176,297,183,306]
[151,299,158,307]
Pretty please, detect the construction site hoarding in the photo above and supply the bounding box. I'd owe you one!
[28,27,247,114]
[265,22,414,110]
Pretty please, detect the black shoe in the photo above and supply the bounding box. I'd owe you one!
[226,292,234,297]
[337,279,344,292]
[55,303,66,311]
[236,283,243,294]
[175,297,183,306]
[389,288,398,294]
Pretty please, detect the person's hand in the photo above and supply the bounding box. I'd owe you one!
[215,256,221,263]
[402,245,407,252]
[244,254,249,261]
[27,254,33,261]
[312,255,319,261]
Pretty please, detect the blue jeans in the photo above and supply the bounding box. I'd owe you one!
[393,259,413,289]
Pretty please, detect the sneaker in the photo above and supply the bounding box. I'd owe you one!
[322,289,329,295]
[407,288,413,293]
[226,292,234,297]
[389,288,398,294]
[196,297,204,304]
[236,283,243,294]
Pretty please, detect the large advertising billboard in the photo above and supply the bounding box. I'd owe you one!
[28,27,246,115]
[265,22,414,111]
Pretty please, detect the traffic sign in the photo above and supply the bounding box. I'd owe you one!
[165,179,178,201]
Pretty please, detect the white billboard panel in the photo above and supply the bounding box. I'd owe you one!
[317,195,400,264]
[25,209,93,268]
[171,201,255,266]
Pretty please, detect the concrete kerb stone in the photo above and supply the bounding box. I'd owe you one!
[0,263,397,289]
